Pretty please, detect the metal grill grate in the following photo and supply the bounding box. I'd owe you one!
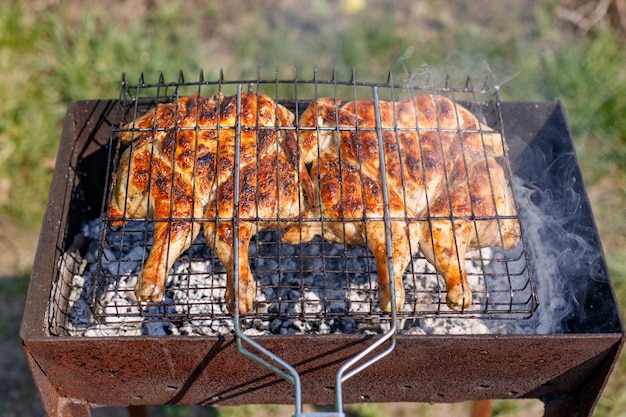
[65,70,537,336]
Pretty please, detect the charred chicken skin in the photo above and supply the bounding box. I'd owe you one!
[108,93,312,313]
[200,93,313,313]
[282,94,520,311]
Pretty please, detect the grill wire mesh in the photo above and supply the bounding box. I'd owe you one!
[51,70,538,337]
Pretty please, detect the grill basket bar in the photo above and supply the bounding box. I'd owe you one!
[230,84,305,416]
[334,86,399,414]
[228,84,402,417]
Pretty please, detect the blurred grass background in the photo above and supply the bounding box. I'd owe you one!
[1,0,625,416]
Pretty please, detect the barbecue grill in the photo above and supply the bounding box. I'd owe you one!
[21,69,624,417]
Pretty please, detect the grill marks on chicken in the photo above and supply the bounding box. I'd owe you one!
[108,93,312,312]
[282,94,520,312]
[108,91,519,314]
[201,94,313,313]
[108,96,219,304]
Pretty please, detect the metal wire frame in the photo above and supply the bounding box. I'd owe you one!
[89,68,537,328]
[41,68,537,338]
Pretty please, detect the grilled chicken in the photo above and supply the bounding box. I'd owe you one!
[108,93,312,313]
[108,95,221,304]
[201,93,313,313]
[282,94,520,311]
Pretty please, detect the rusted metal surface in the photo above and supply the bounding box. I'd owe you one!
[21,99,625,417]
[21,334,622,408]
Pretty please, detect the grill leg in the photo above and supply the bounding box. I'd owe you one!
[470,400,493,417]
[24,349,92,417]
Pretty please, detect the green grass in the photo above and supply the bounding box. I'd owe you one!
[0,276,29,337]
[0,0,202,226]
[2,0,625,416]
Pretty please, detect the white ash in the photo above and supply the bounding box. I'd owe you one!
[54,211,532,337]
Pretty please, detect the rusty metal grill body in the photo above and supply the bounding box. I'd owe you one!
[20,70,624,417]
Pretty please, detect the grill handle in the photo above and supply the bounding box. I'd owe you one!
[231,85,400,417]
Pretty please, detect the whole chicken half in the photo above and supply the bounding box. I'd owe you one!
[282,94,520,312]
[108,92,313,313]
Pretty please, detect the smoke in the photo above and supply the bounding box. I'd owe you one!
[407,138,614,335]
[389,52,616,334]
[395,47,519,93]
[505,136,614,334]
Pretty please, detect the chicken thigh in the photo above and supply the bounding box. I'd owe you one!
[201,92,313,313]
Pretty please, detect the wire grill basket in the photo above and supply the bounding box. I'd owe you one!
[51,70,538,337]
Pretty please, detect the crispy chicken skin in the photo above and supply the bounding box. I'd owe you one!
[282,94,520,311]
[200,93,313,313]
[108,95,221,304]
[108,93,312,312]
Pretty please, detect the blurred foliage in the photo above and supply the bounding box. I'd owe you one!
[534,28,626,179]
[2,0,624,227]
[0,0,203,224]
[0,276,29,335]
[1,0,625,416]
